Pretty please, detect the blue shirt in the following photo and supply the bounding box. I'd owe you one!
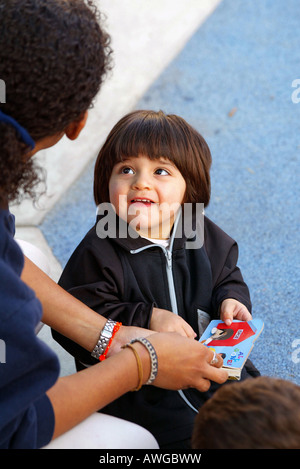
[0,209,60,448]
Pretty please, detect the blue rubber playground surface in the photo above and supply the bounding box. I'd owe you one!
[41,0,300,384]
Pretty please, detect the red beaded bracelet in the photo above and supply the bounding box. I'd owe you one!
[99,321,122,361]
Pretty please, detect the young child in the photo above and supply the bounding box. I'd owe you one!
[53,109,260,448]
[192,376,300,449]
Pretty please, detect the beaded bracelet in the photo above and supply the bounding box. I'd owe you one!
[121,344,143,391]
[99,321,122,361]
[130,337,158,385]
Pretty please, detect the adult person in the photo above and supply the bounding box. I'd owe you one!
[0,0,227,449]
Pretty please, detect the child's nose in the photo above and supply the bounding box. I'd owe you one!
[132,172,152,190]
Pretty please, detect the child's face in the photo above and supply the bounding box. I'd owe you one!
[109,154,186,239]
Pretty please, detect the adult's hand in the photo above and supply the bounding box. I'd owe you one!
[108,324,156,357]
[146,332,228,392]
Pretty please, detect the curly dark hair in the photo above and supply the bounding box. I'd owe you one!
[0,0,112,203]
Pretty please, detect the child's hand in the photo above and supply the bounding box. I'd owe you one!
[150,307,197,339]
[220,298,252,326]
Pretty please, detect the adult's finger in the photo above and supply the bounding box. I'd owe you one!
[204,361,228,384]
[189,365,228,392]
[147,332,228,391]
[209,350,224,368]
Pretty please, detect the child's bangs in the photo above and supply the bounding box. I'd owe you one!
[115,114,182,166]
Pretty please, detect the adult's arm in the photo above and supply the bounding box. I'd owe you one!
[47,332,227,440]
[21,256,152,356]
[21,258,228,441]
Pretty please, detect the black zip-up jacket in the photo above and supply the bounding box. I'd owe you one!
[52,213,258,447]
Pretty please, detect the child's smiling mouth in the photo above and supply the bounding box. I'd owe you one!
[130,198,156,207]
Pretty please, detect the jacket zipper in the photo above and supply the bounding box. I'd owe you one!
[130,215,198,413]
[163,246,199,413]
[164,249,178,315]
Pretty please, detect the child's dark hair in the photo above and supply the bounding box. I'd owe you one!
[192,376,300,449]
[0,0,112,203]
[94,110,212,207]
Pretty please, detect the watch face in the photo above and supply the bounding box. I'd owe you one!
[101,329,112,339]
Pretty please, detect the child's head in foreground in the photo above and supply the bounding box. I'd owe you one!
[94,110,212,239]
[192,376,300,449]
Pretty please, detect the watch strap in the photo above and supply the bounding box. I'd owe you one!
[91,319,117,359]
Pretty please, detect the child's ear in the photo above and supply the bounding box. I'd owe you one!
[65,111,88,140]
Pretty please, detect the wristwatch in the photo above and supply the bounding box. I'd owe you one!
[91,319,117,359]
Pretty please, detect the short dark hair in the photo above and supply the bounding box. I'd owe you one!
[0,0,112,202]
[192,376,300,449]
[93,110,212,207]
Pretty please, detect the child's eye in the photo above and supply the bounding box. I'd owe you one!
[121,166,134,174]
[155,168,170,176]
